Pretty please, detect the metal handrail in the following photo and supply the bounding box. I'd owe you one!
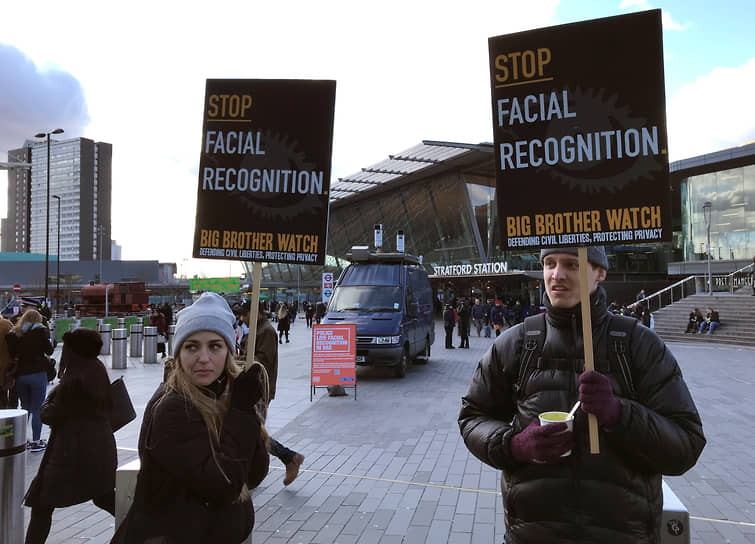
[633,276,696,312]
[726,263,754,294]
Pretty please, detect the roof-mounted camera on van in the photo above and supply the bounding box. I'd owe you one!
[347,246,421,265]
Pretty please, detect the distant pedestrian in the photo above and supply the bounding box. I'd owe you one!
[489,300,505,337]
[471,299,485,337]
[458,299,471,348]
[315,301,326,324]
[277,303,291,343]
[24,329,117,544]
[636,288,646,301]
[305,302,314,328]
[443,304,456,349]
[149,307,167,358]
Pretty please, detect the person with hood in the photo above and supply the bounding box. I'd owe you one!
[6,309,54,451]
[458,246,705,543]
[24,328,117,543]
[443,303,456,349]
[112,292,270,544]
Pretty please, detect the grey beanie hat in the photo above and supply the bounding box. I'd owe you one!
[540,246,609,270]
[173,292,236,354]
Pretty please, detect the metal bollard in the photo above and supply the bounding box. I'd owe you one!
[100,323,112,355]
[112,328,128,369]
[143,326,157,364]
[117,317,126,330]
[130,323,143,357]
[70,319,80,332]
[0,408,28,543]
[167,324,176,356]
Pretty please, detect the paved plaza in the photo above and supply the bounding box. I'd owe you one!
[17,316,755,543]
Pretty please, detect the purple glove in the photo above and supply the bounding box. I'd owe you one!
[579,370,621,427]
[510,420,574,464]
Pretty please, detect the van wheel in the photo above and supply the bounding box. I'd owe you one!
[394,347,409,378]
[414,337,430,364]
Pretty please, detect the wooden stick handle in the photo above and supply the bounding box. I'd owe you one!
[578,247,600,454]
[243,261,263,370]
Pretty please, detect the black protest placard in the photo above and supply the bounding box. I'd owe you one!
[192,79,336,265]
[489,9,671,251]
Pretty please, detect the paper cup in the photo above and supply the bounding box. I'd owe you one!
[539,411,574,456]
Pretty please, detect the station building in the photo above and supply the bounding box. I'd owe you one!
[253,140,754,311]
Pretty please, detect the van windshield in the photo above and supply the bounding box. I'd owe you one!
[329,286,402,312]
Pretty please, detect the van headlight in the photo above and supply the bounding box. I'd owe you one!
[375,336,401,344]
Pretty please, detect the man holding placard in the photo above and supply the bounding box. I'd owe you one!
[458,246,705,543]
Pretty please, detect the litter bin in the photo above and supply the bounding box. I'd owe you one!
[167,324,176,356]
[130,323,143,357]
[144,326,157,364]
[112,328,128,370]
[0,408,28,544]
[100,323,112,355]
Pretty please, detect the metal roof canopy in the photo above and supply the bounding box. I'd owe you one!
[330,141,493,203]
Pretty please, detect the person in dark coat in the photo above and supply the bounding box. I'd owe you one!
[0,316,13,409]
[277,303,291,343]
[149,307,168,358]
[443,304,456,349]
[685,307,705,333]
[24,328,117,544]
[459,246,705,544]
[457,299,472,348]
[238,300,305,486]
[6,309,54,450]
[112,292,269,544]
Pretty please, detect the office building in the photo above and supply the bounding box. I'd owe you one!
[2,137,112,263]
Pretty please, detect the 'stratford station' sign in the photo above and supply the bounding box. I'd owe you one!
[431,262,509,277]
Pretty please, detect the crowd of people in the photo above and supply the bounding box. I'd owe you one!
[442,297,534,349]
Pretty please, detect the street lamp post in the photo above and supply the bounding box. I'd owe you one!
[52,195,61,315]
[703,201,712,295]
[34,128,64,305]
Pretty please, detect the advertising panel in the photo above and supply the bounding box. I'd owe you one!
[311,324,356,387]
[193,79,336,265]
[489,10,671,250]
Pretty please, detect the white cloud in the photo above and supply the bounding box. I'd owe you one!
[667,58,755,161]
[619,0,686,31]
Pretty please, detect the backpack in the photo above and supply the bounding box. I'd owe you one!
[514,313,638,401]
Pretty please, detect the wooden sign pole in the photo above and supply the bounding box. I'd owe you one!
[578,247,600,454]
[243,261,263,370]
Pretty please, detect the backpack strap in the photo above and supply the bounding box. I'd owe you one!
[514,313,546,399]
[607,314,638,400]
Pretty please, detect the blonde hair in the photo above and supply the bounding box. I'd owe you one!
[160,347,270,503]
[13,309,43,336]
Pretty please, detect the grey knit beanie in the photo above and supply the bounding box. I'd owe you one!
[540,246,609,270]
[173,292,236,354]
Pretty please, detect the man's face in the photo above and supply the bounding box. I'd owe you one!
[543,253,606,309]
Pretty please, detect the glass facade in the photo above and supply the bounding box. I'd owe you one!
[243,141,755,301]
[681,164,754,261]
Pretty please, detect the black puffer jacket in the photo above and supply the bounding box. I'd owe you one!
[459,287,705,544]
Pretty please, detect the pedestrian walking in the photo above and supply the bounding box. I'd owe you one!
[24,329,117,544]
[112,292,270,544]
[277,303,291,343]
[238,300,305,485]
[471,299,485,337]
[459,246,705,543]
[6,309,54,451]
[458,299,471,348]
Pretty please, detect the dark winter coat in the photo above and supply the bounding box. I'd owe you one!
[255,318,278,400]
[6,324,54,377]
[489,305,505,326]
[443,307,456,328]
[113,374,269,544]
[25,355,116,507]
[458,287,705,544]
[277,306,291,332]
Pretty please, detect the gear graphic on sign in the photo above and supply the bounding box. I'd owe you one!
[236,130,328,221]
[540,86,665,194]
